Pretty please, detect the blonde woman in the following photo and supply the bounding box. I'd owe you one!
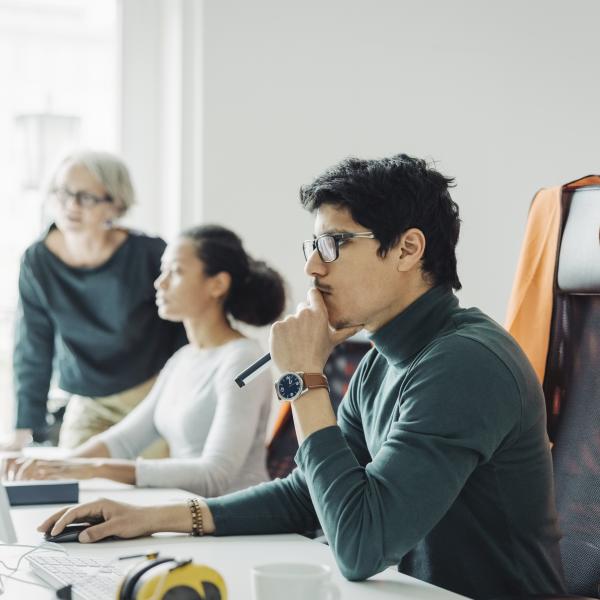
[3,150,186,451]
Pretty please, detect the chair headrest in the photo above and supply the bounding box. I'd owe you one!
[557,186,600,294]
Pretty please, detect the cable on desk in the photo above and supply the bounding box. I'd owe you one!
[0,541,66,596]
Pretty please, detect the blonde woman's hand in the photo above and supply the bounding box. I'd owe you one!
[1,452,22,479]
[0,429,33,451]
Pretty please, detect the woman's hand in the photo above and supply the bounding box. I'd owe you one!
[0,429,33,451]
[9,457,99,481]
[1,453,22,479]
[37,498,159,543]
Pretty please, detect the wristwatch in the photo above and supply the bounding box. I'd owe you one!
[274,372,329,402]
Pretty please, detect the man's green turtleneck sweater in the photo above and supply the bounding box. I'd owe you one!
[206,286,565,599]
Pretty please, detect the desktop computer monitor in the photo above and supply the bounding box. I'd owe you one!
[0,482,17,544]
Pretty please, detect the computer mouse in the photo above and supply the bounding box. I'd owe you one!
[44,523,93,543]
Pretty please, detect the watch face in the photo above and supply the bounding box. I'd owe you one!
[276,372,303,401]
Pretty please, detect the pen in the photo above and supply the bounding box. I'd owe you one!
[234,352,272,388]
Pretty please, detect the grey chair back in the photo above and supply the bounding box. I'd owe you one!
[543,186,600,597]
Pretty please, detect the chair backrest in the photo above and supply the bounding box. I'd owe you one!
[543,186,600,597]
[266,339,371,480]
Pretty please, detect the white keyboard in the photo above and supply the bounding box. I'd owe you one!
[27,552,128,600]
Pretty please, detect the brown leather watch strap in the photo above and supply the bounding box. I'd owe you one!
[301,372,329,391]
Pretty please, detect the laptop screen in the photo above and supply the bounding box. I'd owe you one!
[0,482,17,544]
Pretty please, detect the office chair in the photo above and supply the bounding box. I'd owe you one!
[266,339,371,480]
[503,184,600,600]
[541,185,600,599]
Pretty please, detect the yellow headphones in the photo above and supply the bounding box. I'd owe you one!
[116,553,227,600]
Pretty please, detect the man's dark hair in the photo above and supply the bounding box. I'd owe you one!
[300,153,462,290]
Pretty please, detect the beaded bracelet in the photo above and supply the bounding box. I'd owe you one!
[188,498,204,536]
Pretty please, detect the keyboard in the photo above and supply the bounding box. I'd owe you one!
[27,552,128,600]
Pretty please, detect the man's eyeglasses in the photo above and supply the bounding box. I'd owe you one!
[52,187,113,209]
[302,231,376,263]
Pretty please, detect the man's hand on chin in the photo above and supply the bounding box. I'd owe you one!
[270,287,361,374]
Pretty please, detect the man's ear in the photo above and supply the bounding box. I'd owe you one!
[396,228,426,273]
[209,271,232,300]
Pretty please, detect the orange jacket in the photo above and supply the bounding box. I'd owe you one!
[268,402,292,447]
[506,175,600,383]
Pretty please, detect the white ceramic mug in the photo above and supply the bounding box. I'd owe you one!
[252,562,341,600]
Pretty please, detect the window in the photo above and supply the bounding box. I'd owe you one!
[0,0,117,435]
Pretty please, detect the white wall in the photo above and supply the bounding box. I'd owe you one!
[198,0,600,323]
[119,0,203,240]
[121,0,600,324]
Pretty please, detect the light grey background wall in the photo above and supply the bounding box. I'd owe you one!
[199,0,600,323]
[122,0,600,324]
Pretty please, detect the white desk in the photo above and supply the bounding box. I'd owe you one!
[2,479,468,599]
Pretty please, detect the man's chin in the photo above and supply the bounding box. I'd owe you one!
[330,315,363,332]
[325,300,364,332]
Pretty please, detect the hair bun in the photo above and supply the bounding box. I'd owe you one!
[227,259,285,326]
[182,224,286,326]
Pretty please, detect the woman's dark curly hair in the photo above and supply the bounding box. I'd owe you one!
[300,153,461,290]
[181,224,286,326]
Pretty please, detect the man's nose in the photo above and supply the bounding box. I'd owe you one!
[304,248,327,278]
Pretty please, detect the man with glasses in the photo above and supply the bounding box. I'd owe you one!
[40,154,565,600]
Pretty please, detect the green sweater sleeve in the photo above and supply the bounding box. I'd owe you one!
[206,464,320,535]
[13,255,55,431]
[295,336,519,581]
[205,369,370,536]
